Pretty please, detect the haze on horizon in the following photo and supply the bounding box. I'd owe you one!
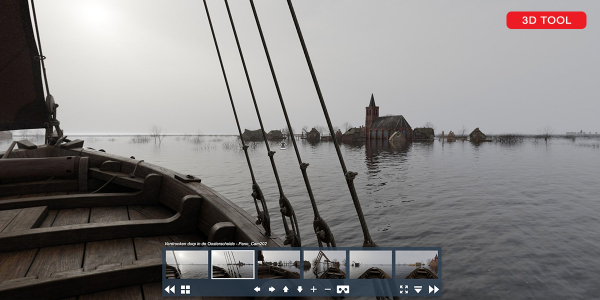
[26,0,599,136]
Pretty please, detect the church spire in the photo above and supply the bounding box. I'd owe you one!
[369,93,376,107]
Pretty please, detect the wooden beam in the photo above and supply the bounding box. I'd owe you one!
[0,195,201,252]
[88,168,144,190]
[208,222,236,243]
[0,174,162,210]
[1,142,17,160]
[0,180,78,197]
[78,157,89,192]
[0,157,79,180]
[99,161,121,172]
[60,139,84,149]
[0,259,161,299]
[1,207,48,232]
[16,141,37,150]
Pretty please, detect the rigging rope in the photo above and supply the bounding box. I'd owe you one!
[248,0,335,248]
[30,0,50,96]
[286,0,377,247]
[31,0,64,145]
[223,0,301,246]
[202,0,271,237]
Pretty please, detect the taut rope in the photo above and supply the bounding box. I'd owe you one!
[248,0,335,247]
[202,0,271,237]
[223,0,300,246]
[286,0,377,247]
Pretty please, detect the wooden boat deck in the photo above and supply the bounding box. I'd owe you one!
[357,267,391,279]
[405,267,439,279]
[0,144,286,299]
[257,265,300,279]
[318,267,346,279]
[212,266,232,278]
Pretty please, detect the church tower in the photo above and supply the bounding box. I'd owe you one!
[365,93,379,136]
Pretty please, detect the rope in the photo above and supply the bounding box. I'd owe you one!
[89,175,116,194]
[171,251,182,278]
[286,0,377,247]
[223,0,301,247]
[202,0,271,237]
[30,0,50,96]
[249,0,333,247]
[129,160,144,178]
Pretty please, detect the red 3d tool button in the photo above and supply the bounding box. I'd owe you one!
[507,11,586,29]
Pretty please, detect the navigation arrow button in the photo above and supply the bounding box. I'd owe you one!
[283,286,289,293]
[165,286,170,294]
[269,286,275,292]
[429,285,433,294]
[170,286,175,294]
[434,285,439,294]
[415,285,422,293]
[254,286,261,292]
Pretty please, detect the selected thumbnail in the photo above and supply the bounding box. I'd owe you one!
[257,250,300,279]
[211,250,254,279]
[303,250,346,279]
[395,250,439,279]
[349,250,392,279]
[165,250,208,279]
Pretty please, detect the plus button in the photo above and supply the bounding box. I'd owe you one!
[311,286,317,293]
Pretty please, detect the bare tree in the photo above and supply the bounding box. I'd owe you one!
[302,126,309,134]
[424,122,436,131]
[342,122,353,131]
[459,125,468,138]
[150,125,166,145]
[539,126,554,141]
[315,125,327,136]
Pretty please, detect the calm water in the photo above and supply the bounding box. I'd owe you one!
[2,135,599,298]
[350,264,393,279]
[178,264,208,279]
[213,264,254,279]
[395,264,437,279]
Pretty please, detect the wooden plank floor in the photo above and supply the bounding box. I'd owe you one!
[0,191,212,299]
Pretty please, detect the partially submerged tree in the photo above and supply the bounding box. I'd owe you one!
[539,126,554,141]
[424,122,436,131]
[150,125,166,145]
[342,122,353,132]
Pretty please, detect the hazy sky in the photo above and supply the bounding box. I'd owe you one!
[166,250,207,264]
[304,250,346,263]
[396,250,438,264]
[30,0,599,135]
[212,250,254,264]
[261,250,299,263]
[350,250,391,264]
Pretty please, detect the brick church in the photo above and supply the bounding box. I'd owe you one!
[365,94,412,140]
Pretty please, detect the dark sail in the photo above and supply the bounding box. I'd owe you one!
[0,0,48,131]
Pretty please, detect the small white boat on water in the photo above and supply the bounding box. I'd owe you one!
[280,142,287,150]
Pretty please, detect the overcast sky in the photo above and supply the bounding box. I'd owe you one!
[396,250,438,264]
[350,250,391,265]
[212,250,254,264]
[166,250,207,264]
[261,250,299,263]
[304,250,346,263]
[30,0,599,135]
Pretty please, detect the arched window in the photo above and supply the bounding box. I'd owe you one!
[402,129,406,137]
[371,130,375,138]
[384,130,388,138]
[378,130,382,138]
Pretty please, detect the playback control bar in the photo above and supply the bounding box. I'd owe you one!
[162,246,441,297]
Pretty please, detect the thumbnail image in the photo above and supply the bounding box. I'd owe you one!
[303,250,346,279]
[211,250,254,279]
[396,250,438,279]
[349,250,392,279]
[257,250,300,279]
[165,250,208,279]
